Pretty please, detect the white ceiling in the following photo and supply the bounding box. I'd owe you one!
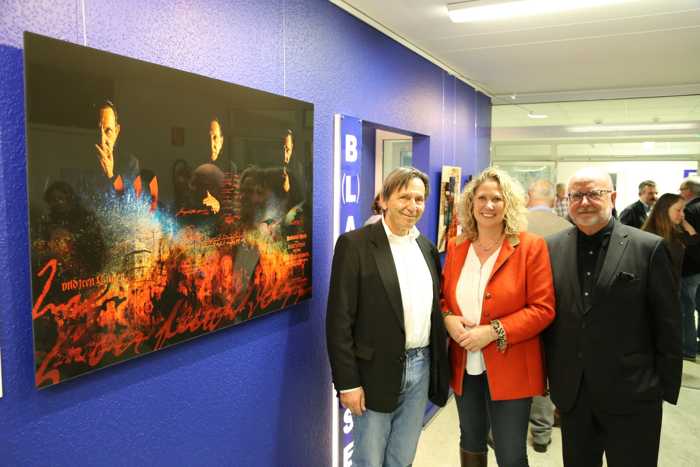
[332,0,700,104]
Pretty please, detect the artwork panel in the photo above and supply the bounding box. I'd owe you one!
[24,33,313,388]
[436,166,461,253]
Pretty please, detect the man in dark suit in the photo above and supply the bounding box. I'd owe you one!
[326,167,449,467]
[618,180,657,229]
[545,168,681,467]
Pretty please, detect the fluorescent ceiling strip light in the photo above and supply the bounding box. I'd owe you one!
[447,0,636,23]
[527,112,548,119]
[568,123,697,133]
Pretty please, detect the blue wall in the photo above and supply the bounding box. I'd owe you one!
[0,1,491,465]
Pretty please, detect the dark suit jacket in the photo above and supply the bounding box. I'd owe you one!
[545,221,682,414]
[326,221,450,413]
[619,200,648,229]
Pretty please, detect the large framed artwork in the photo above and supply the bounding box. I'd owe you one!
[24,33,313,388]
[436,166,462,253]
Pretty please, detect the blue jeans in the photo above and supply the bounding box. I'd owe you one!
[680,274,700,357]
[455,372,531,467]
[352,347,430,467]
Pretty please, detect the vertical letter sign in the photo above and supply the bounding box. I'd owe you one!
[331,114,362,467]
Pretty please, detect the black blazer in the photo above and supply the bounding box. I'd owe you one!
[619,200,648,229]
[544,221,682,414]
[326,221,449,413]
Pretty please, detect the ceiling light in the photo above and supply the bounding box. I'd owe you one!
[447,0,636,23]
[568,123,697,133]
[527,112,548,119]
[510,94,517,100]
[642,141,655,152]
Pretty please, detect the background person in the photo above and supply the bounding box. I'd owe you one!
[619,180,657,229]
[642,193,700,285]
[523,179,571,453]
[679,175,700,361]
[554,182,569,218]
[441,167,555,467]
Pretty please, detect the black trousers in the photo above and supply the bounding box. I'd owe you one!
[560,381,663,467]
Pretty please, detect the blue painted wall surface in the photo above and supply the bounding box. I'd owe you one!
[0,1,491,465]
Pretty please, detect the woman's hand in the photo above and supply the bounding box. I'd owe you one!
[444,315,476,347]
[682,219,697,235]
[461,325,498,352]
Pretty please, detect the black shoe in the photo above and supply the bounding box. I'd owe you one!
[533,440,551,453]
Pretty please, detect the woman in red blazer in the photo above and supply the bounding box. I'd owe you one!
[442,167,555,467]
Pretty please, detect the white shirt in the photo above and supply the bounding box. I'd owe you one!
[456,243,502,375]
[381,218,434,349]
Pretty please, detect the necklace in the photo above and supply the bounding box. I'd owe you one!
[474,234,503,252]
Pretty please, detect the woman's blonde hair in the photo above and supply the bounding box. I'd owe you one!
[458,167,527,240]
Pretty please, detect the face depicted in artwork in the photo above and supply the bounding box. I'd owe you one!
[210,120,224,162]
[567,173,616,234]
[668,199,686,225]
[283,132,294,164]
[472,179,505,231]
[96,105,120,179]
[98,106,120,154]
[381,177,426,236]
[640,184,658,206]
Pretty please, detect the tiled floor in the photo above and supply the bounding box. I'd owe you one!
[414,360,700,466]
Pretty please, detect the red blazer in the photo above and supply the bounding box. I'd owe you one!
[442,231,555,400]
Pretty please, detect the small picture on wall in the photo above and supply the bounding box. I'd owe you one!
[437,166,462,253]
[24,33,313,388]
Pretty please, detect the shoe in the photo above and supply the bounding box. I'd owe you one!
[533,439,552,453]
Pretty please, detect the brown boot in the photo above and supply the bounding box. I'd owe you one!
[460,449,487,467]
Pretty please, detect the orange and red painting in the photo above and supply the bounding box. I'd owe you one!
[25,33,313,388]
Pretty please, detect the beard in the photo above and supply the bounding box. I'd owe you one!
[571,206,612,227]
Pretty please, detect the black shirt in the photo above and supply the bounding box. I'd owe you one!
[577,218,614,308]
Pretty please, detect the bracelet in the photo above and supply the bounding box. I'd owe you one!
[490,319,507,353]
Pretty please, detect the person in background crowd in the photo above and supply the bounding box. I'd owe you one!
[441,167,555,467]
[554,182,569,218]
[326,167,449,467]
[619,180,657,229]
[523,179,572,453]
[642,193,700,285]
[679,175,700,361]
[545,168,681,467]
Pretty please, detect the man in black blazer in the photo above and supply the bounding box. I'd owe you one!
[618,180,657,229]
[326,167,449,467]
[545,168,681,467]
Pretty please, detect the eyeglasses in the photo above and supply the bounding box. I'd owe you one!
[567,189,613,203]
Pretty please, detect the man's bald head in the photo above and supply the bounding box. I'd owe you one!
[567,168,614,192]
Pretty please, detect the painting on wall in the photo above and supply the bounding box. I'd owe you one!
[24,33,313,388]
[437,166,462,253]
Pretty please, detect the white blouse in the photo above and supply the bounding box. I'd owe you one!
[456,243,502,375]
